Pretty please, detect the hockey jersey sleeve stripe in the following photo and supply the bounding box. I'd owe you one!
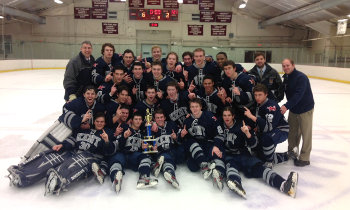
[65,136,76,147]
[65,113,76,129]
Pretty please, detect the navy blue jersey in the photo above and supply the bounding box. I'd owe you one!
[129,74,148,102]
[182,111,224,148]
[187,62,221,87]
[116,125,144,153]
[105,100,120,129]
[58,97,106,130]
[96,80,131,104]
[134,100,159,117]
[162,63,186,84]
[92,54,122,86]
[196,88,226,117]
[255,99,289,134]
[144,73,175,93]
[62,128,117,156]
[160,91,190,127]
[221,121,257,156]
[116,60,146,75]
[153,121,180,153]
[222,72,254,108]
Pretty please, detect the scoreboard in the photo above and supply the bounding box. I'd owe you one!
[129,9,178,21]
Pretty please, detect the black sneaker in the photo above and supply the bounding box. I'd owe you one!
[294,159,310,167]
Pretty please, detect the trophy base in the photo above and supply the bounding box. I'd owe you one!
[142,150,158,154]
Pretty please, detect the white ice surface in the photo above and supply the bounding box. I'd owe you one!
[0,70,350,210]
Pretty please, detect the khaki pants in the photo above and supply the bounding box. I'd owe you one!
[287,108,314,161]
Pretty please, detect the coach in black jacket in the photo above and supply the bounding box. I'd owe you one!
[249,52,284,103]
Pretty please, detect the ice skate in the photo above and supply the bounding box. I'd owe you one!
[112,170,123,193]
[7,166,21,187]
[92,162,106,185]
[282,171,298,198]
[263,161,274,169]
[152,155,164,178]
[163,171,179,189]
[45,171,59,196]
[136,174,158,189]
[212,169,224,191]
[200,161,215,180]
[227,179,247,199]
[288,147,299,160]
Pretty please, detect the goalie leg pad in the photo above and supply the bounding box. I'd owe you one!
[22,121,72,163]
[8,150,72,188]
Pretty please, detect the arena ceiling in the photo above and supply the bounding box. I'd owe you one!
[1,0,350,34]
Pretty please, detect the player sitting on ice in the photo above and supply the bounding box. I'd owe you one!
[220,106,298,198]
[7,112,117,196]
[181,98,226,189]
[151,108,181,189]
[243,83,289,168]
[91,104,130,185]
[107,112,158,193]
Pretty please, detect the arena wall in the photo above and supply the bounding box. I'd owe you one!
[0,60,349,83]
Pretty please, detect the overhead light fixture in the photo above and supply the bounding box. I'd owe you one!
[0,16,4,19]
[239,0,248,9]
[54,0,63,4]
[338,19,348,22]
[120,0,126,2]
[178,0,183,3]
[347,14,350,17]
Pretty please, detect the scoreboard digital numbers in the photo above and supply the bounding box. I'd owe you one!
[129,9,178,21]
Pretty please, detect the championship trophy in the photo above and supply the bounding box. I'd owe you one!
[143,108,158,154]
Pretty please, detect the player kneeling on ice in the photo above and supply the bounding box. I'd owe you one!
[182,98,226,190]
[151,108,180,189]
[221,107,298,198]
[7,113,117,196]
[107,112,158,193]
[243,83,290,168]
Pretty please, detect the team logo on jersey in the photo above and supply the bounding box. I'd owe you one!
[212,116,217,121]
[93,63,97,67]
[98,85,105,90]
[267,106,276,112]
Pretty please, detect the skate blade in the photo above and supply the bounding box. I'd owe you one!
[288,172,298,198]
[136,181,158,189]
[92,163,104,185]
[113,171,123,193]
[153,156,164,177]
[227,181,247,199]
[164,172,179,189]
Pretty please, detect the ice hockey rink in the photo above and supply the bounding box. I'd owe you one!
[0,69,349,210]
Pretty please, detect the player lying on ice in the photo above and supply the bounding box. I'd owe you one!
[7,112,117,196]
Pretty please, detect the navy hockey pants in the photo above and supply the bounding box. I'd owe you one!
[108,151,152,182]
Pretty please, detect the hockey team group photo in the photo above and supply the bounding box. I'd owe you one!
[6,43,315,199]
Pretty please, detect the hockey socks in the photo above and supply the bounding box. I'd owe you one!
[262,168,285,190]
[189,142,206,165]
[273,152,289,164]
[138,157,152,177]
